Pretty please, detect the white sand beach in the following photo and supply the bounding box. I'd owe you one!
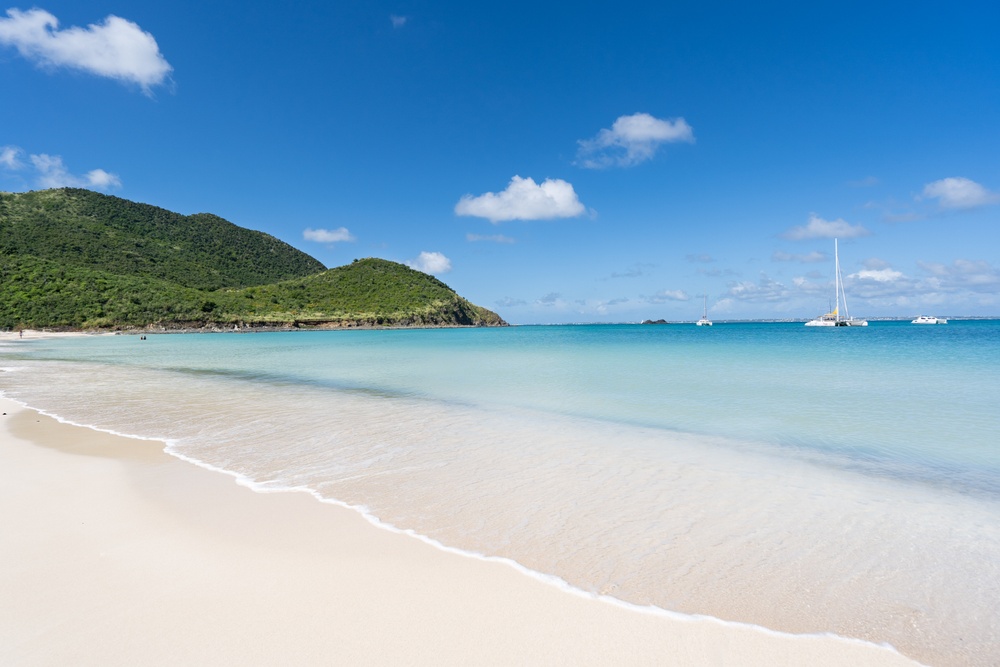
[0,392,924,666]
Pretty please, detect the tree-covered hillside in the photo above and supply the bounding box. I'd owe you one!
[0,189,506,330]
[0,188,325,290]
[220,258,506,327]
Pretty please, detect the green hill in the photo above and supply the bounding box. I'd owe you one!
[213,258,506,328]
[0,188,325,290]
[0,189,506,330]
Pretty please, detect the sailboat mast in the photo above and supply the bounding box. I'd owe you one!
[834,239,841,323]
[805,238,866,326]
[837,238,854,321]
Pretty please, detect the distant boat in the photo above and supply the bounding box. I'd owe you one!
[696,296,712,326]
[912,315,947,324]
[805,239,867,327]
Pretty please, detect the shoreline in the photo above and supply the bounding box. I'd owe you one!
[0,314,510,338]
[1,322,504,337]
[4,318,997,340]
[0,394,922,666]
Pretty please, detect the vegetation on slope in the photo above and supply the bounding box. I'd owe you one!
[219,258,506,327]
[0,189,506,330]
[0,254,216,329]
[0,188,325,290]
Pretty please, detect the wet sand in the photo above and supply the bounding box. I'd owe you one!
[0,394,920,666]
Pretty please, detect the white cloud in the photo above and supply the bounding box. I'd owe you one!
[466,233,515,244]
[2,146,121,189]
[407,251,452,275]
[30,153,66,187]
[772,250,826,263]
[85,168,121,189]
[455,175,586,223]
[725,274,790,302]
[782,213,871,240]
[791,272,834,293]
[921,177,999,209]
[28,153,121,189]
[0,8,172,93]
[589,297,631,315]
[805,258,1000,305]
[950,259,1000,287]
[916,259,1000,293]
[303,227,356,244]
[576,112,694,168]
[851,268,904,283]
[0,145,23,169]
[712,297,735,313]
[496,296,527,308]
[645,289,690,303]
[862,257,891,270]
[389,15,407,28]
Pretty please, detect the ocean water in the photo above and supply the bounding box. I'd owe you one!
[2,321,999,665]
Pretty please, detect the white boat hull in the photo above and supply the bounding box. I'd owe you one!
[806,318,866,327]
[805,240,866,327]
[696,296,712,326]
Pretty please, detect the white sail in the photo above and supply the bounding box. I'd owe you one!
[696,295,712,326]
[805,239,867,327]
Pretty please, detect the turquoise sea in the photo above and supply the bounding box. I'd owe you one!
[3,321,999,665]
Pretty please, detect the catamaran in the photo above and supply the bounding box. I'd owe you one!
[696,295,712,326]
[805,239,867,327]
[912,315,947,324]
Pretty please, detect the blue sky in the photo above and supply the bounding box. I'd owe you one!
[2,1,998,323]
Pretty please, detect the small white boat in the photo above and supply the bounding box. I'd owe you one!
[696,296,712,326]
[805,239,867,327]
[912,315,947,324]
